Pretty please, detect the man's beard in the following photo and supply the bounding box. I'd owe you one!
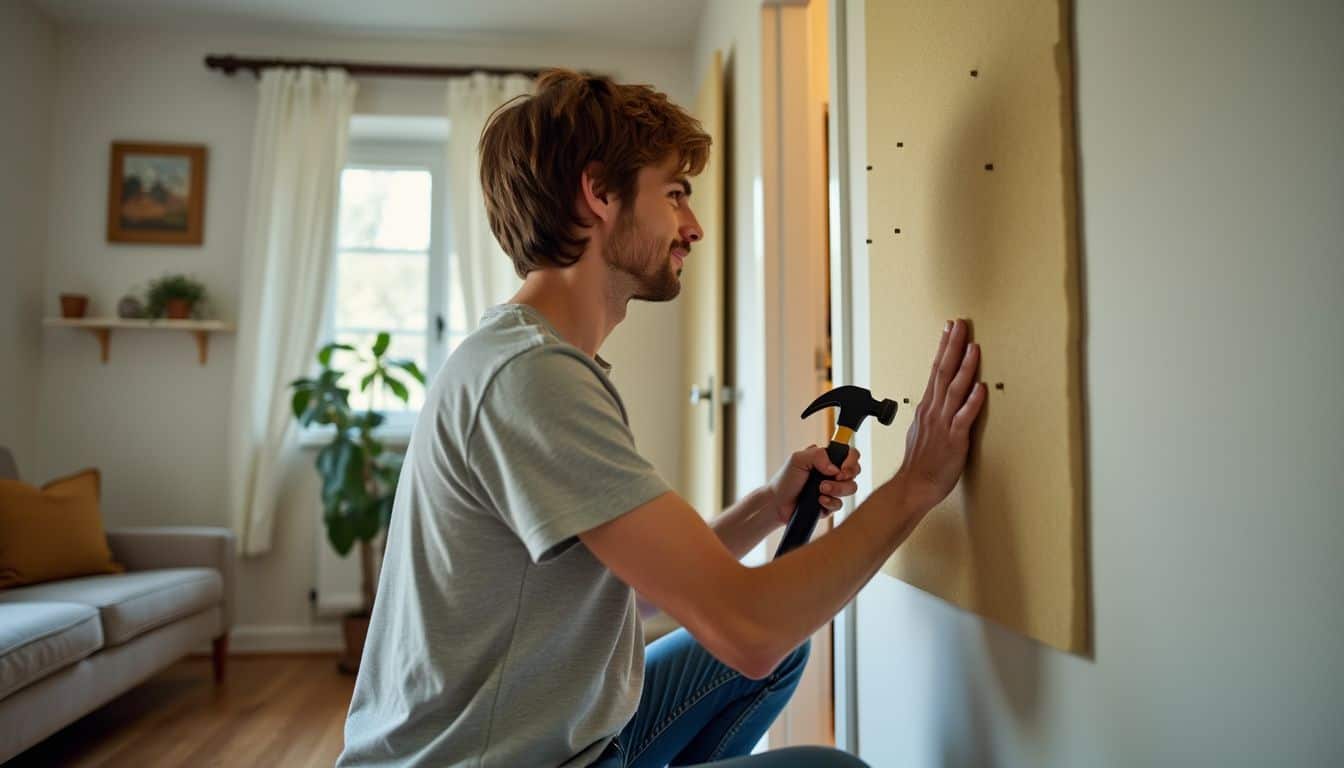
[604,209,684,302]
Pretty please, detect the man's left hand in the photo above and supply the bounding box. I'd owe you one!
[766,444,863,526]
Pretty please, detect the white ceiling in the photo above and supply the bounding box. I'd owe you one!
[29,0,708,49]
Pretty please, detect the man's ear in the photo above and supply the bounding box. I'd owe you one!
[579,162,617,224]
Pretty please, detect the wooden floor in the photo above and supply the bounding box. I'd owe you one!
[10,654,355,768]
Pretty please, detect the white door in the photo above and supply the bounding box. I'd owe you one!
[681,50,727,520]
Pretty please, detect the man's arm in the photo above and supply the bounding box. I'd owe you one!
[711,448,862,560]
[580,319,985,679]
[709,443,865,559]
[583,481,922,679]
[709,486,778,560]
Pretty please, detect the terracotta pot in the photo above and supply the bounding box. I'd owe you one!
[165,298,193,319]
[338,611,371,675]
[59,294,89,319]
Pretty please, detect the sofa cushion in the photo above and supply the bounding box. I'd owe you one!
[0,468,124,589]
[0,602,103,700]
[0,569,221,647]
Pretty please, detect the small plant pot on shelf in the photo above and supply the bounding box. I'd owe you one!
[59,294,89,319]
[145,273,207,321]
[165,299,194,319]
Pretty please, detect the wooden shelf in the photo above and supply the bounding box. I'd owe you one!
[44,317,236,365]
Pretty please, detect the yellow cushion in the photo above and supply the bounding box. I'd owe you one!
[0,469,124,589]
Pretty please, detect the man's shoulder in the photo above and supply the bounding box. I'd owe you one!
[446,313,599,389]
[448,307,548,370]
[429,308,615,423]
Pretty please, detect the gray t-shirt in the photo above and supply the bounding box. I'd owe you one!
[337,304,671,768]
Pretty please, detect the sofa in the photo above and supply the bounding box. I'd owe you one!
[0,447,236,763]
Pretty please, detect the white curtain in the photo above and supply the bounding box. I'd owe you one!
[445,73,533,330]
[227,68,357,556]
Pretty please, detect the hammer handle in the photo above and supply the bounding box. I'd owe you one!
[774,440,852,558]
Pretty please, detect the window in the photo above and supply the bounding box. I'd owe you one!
[319,127,467,438]
[334,164,432,415]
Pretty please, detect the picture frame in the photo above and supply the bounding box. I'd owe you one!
[107,142,207,245]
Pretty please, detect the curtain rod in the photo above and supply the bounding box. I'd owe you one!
[205,54,552,80]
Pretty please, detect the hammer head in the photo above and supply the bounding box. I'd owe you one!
[801,385,898,431]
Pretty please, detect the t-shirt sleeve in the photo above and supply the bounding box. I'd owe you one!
[466,345,672,562]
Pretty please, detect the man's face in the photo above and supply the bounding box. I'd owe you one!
[603,155,702,302]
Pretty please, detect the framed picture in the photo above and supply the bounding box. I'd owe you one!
[107,142,207,245]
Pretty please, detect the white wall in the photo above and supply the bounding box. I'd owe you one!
[0,1,53,471]
[33,19,693,648]
[850,1,1344,765]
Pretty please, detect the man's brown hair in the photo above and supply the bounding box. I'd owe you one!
[479,69,711,278]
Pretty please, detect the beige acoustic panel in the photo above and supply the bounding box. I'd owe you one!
[865,0,1088,653]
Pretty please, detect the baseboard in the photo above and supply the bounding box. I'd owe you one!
[315,591,363,618]
[209,624,344,654]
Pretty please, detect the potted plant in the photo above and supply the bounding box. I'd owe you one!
[145,273,207,319]
[289,332,425,674]
[59,293,90,318]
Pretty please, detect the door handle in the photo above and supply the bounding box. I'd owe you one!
[689,374,716,433]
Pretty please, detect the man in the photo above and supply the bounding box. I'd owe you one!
[338,70,985,768]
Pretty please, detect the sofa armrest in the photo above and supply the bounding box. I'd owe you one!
[105,526,236,631]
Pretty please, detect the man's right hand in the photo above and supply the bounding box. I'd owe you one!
[892,318,987,515]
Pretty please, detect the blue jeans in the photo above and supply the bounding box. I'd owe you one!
[590,629,869,768]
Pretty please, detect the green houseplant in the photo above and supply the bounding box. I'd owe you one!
[289,332,425,673]
[144,273,208,319]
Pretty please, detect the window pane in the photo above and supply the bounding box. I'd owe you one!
[336,250,428,332]
[333,331,427,413]
[338,168,431,250]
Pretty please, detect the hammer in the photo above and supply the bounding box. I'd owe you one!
[775,385,899,558]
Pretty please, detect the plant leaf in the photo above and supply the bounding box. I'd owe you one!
[353,501,381,541]
[359,370,377,392]
[382,374,409,403]
[318,342,356,368]
[325,506,356,556]
[341,443,368,502]
[318,445,345,505]
[389,359,426,385]
[315,442,344,504]
[372,332,390,358]
[291,388,313,420]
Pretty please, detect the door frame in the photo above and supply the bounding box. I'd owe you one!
[826,0,869,753]
[761,0,838,748]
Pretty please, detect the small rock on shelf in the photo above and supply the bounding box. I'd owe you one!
[117,296,146,319]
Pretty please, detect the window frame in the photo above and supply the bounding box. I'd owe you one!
[302,135,449,446]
